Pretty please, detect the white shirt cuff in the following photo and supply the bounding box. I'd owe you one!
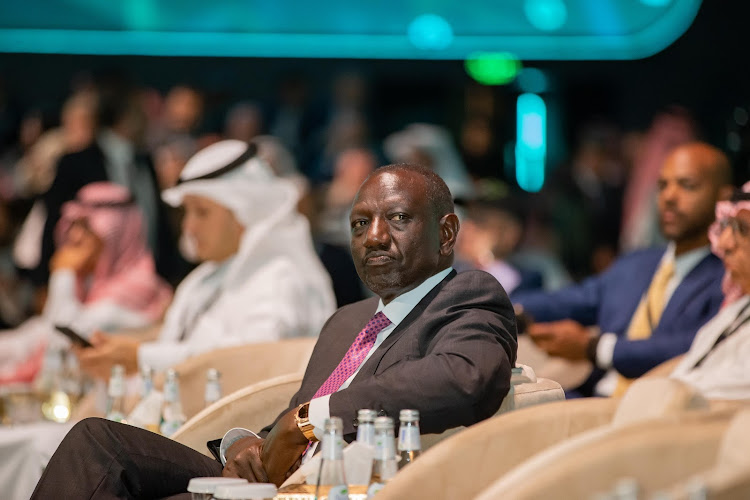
[219,427,258,465]
[308,395,331,441]
[596,333,618,370]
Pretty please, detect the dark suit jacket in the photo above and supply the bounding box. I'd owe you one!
[513,248,724,387]
[261,270,517,440]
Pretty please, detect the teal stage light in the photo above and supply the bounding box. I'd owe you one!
[516,68,549,93]
[524,0,568,31]
[516,93,547,193]
[407,13,454,50]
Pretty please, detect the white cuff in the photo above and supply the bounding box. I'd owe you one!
[219,428,258,465]
[308,395,331,441]
[595,333,618,370]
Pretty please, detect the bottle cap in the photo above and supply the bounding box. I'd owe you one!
[399,409,419,422]
[212,483,278,499]
[357,409,377,422]
[374,416,394,431]
[186,477,247,494]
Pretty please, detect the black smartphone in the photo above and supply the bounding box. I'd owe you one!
[54,325,93,348]
[206,438,223,463]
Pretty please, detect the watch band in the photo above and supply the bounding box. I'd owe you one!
[295,402,318,442]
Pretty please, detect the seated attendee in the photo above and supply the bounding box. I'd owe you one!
[514,142,733,397]
[670,185,750,398]
[74,140,337,379]
[455,196,543,295]
[31,163,517,498]
[0,182,172,383]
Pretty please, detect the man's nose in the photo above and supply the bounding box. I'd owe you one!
[718,222,737,253]
[364,218,390,248]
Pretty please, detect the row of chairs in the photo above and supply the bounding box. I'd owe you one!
[159,338,750,498]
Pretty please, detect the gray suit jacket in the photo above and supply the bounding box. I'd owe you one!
[261,269,517,439]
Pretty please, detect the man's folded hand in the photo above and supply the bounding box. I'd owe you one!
[261,408,310,486]
[222,436,269,483]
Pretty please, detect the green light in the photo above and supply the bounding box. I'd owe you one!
[465,52,521,86]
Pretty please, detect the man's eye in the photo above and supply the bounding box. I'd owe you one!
[351,220,367,228]
[391,213,408,221]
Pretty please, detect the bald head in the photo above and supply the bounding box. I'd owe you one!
[666,142,732,188]
[658,142,735,254]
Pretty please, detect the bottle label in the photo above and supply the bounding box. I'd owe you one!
[108,378,125,398]
[367,482,384,499]
[398,426,421,451]
[327,485,349,500]
[204,383,221,405]
[321,436,345,460]
[165,382,179,402]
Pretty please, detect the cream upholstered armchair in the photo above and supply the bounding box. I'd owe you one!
[376,377,710,500]
[171,373,303,457]
[164,337,316,419]
[417,364,564,451]
[655,408,750,500]
[172,364,563,461]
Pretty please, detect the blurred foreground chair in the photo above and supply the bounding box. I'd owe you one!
[171,373,303,457]
[478,408,740,500]
[165,337,315,419]
[657,409,750,500]
[376,377,708,500]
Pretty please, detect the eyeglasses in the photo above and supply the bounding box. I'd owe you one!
[717,217,750,239]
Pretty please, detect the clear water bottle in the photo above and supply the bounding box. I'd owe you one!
[160,368,185,436]
[204,368,222,408]
[398,409,421,468]
[39,347,72,423]
[367,416,398,498]
[315,417,349,500]
[356,409,377,446]
[139,366,154,399]
[105,364,127,423]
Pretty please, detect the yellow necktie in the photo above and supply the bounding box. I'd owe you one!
[612,259,675,396]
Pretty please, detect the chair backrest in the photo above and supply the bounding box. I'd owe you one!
[477,410,735,500]
[611,376,708,427]
[167,337,316,419]
[419,371,564,452]
[171,372,303,457]
[376,396,613,500]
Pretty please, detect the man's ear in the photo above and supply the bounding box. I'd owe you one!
[439,213,460,256]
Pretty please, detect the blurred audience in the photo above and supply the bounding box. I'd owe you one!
[384,123,475,200]
[74,140,336,379]
[455,196,543,295]
[620,107,698,252]
[514,142,733,397]
[670,183,750,398]
[0,182,172,384]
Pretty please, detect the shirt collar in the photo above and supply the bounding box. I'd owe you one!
[375,267,453,327]
[665,242,711,280]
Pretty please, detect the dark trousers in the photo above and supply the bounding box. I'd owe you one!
[31,418,223,499]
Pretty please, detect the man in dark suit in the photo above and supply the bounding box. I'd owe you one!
[513,142,734,397]
[31,163,517,498]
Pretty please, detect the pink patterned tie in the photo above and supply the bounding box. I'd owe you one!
[313,311,392,398]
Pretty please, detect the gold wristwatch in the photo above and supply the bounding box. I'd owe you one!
[295,402,318,442]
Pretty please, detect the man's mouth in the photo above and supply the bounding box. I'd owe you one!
[365,254,395,266]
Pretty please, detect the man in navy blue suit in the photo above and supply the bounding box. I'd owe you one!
[513,142,734,397]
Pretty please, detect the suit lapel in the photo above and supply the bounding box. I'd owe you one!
[352,270,457,381]
[659,253,717,325]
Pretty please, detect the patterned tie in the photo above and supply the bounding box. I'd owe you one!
[313,311,392,398]
[612,258,675,396]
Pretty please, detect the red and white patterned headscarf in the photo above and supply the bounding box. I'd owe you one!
[55,182,172,321]
[709,181,750,307]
